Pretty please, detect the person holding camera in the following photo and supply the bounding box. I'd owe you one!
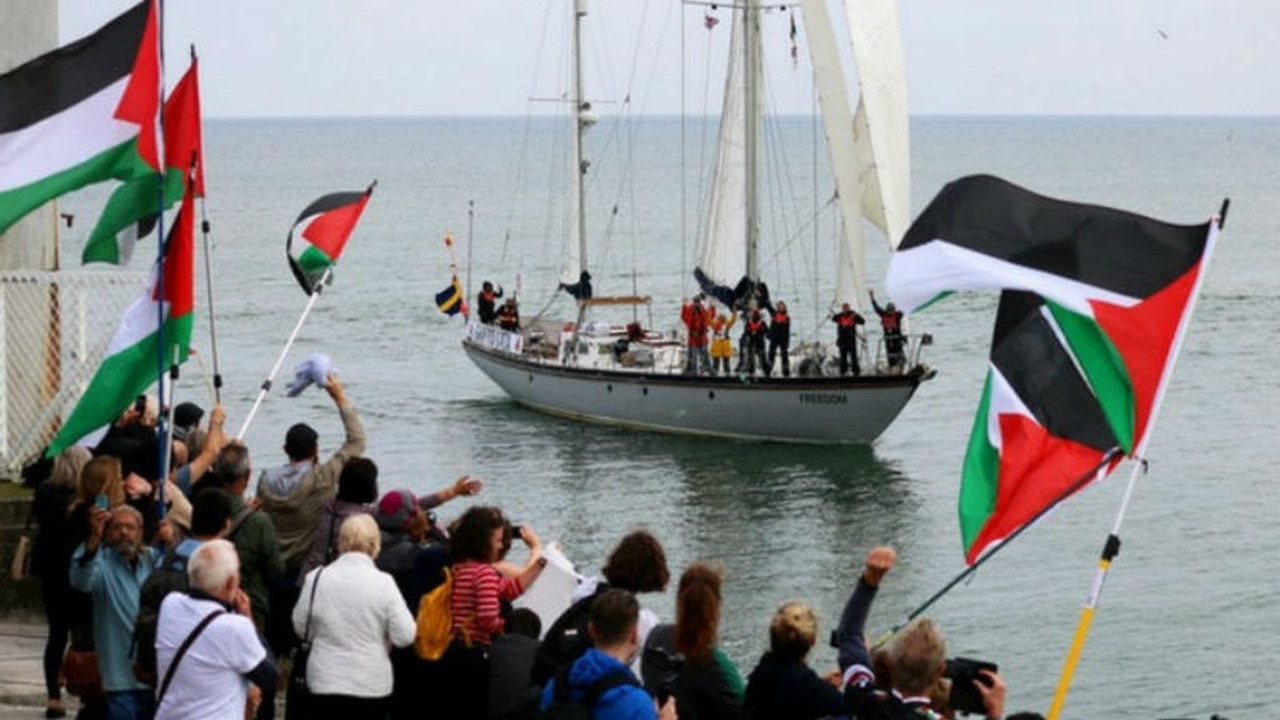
[835,546,1006,720]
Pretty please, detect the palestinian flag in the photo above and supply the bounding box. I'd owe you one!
[0,1,161,236]
[958,292,1124,563]
[83,54,205,265]
[887,175,1220,563]
[47,174,196,457]
[287,183,375,294]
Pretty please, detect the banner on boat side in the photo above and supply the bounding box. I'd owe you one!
[467,322,523,354]
[886,174,1219,565]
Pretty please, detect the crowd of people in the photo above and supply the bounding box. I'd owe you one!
[27,374,1039,720]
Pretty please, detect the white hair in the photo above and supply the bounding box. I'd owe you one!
[338,513,381,558]
[188,539,240,595]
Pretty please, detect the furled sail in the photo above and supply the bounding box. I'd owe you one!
[798,0,867,311]
[560,0,593,299]
[695,6,750,307]
[845,0,911,248]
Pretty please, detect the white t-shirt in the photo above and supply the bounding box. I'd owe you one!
[155,593,267,720]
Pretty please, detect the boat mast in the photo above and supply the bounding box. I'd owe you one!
[572,0,589,277]
[743,0,761,282]
[564,0,590,360]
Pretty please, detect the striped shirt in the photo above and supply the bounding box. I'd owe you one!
[450,560,515,646]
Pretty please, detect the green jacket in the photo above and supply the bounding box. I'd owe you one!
[255,405,366,572]
[226,492,284,630]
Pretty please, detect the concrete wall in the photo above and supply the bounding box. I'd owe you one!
[0,2,60,480]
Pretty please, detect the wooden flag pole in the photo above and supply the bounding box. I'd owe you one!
[236,267,332,440]
[1047,207,1225,720]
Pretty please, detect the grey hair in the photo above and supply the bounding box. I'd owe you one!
[110,504,143,525]
[338,513,381,558]
[213,444,252,485]
[188,539,240,595]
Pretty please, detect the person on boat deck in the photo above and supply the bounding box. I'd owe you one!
[477,281,504,325]
[869,289,907,371]
[497,297,521,332]
[682,295,713,374]
[832,303,866,376]
[834,546,1007,720]
[766,300,791,378]
[743,309,769,376]
[709,305,737,375]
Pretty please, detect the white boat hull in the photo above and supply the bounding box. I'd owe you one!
[463,339,928,444]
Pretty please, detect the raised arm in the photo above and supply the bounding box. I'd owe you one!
[836,546,896,673]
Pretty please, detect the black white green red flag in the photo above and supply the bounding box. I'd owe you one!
[83,54,205,265]
[47,173,196,457]
[0,1,161,236]
[286,183,375,294]
[886,175,1219,564]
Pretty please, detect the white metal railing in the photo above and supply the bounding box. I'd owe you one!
[0,270,145,478]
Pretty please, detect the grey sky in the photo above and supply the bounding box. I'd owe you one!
[56,0,1280,118]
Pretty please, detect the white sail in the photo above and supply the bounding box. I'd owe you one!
[845,0,911,248]
[798,0,867,311]
[696,6,749,294]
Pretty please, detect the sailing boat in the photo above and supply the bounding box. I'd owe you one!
[462,0,933,444]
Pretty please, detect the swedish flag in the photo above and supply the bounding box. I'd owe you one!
[435,276,465,316]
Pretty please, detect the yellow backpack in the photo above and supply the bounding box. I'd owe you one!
[414,567,453,660]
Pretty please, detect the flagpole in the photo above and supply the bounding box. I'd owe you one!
[236,267,332,440]
[152,0,170,491]
[870,447,1122,649]
[188,46,222,405]
[156,350,179,519]
[466,199,474,311]
[1047,210,1224,720]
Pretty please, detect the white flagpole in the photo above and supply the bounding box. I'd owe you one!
[236,267,332,440]
[1048,210,1224,720]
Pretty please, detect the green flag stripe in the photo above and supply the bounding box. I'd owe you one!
[1045,301,1136,454]
[295,245,333,273]
[959,372,1000,555]
[47,313,192,456]
[82,168,180,264]
[0,138,149,235]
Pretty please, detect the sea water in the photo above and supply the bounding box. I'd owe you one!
[57,115,1280,719]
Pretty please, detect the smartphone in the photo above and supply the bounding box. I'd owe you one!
[94,493,109,511]
[944,657,997,716]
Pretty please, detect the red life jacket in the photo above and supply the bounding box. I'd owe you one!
[881,312,901,333]
[747,318,766,335]
[689,310,707,334]
[773,311,789,326]
[837,313,857,329]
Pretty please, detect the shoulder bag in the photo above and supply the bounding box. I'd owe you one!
[155,609,225,707]
[287,567,323,718]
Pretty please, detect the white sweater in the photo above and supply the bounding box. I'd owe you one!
[293,552,416,697]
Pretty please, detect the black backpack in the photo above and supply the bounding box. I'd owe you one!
[533,582,610,685]
[539,666,638,720]
[641,624,691,719]
[133,550,188,686]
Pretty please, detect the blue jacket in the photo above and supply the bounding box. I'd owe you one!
[541,647,655,720]
[69,542,161,692]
